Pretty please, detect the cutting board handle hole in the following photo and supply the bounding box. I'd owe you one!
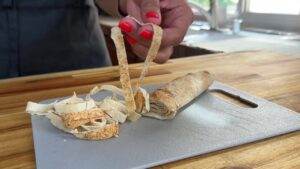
[209,89,258,108]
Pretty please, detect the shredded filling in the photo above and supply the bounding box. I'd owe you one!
[26,22,163,140]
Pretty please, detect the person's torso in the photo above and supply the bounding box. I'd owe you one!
[0,0,111,79]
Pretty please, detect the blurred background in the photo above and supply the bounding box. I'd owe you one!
[1,0,299,79]
[100,0,300,66]
[189,0,300,33]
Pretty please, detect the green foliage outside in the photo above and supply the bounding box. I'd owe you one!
[189,0,210,7]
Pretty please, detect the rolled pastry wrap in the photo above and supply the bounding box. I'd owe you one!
[145,71,213,120]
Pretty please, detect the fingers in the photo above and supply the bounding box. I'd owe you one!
[160,0,183,9]
[118,17,174,63]
[117,0,193,64]
[119,17,153,47]
[124,34,138,46]
[118,17,138,34]
[119,17,143,46]
[127,0,192,48]
[131,44,173,64]
[131,44,147,60]
[160,5,193,47]
[154,46,173,64]
[140,0,161,24]
[161,27,184,47]
[121,0,192,48]
[125,0,161,24]
[125,0,142,21]
[138,25,153,41]
[119,0,163,46]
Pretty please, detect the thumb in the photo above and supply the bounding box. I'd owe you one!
[140,0,161,25]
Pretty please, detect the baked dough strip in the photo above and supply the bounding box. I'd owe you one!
[111,27,141,121]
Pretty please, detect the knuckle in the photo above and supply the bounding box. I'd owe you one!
[141,0,158,8]
[132,46,147,58]
[174,34,184,45]
[155,50,171,64]
[168,47,174,55]
[188,9,194,21]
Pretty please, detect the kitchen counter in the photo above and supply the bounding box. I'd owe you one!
[183,29,300,57]
[0,51,299,169]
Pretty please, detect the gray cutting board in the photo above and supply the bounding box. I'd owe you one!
[31,81,300,169]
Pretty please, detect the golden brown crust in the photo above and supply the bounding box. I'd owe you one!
[147,71,213,119]
[135,24,163,89]
[77,122,119,140]
[61,108,109,129]
[111,27,137,120]
[134,90,145,113]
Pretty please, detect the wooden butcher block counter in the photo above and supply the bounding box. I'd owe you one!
[0,51,299,169]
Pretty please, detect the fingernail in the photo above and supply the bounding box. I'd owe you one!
[139,30,153,40]
[126,35,137,45]
[146,11,159,19]
[118,21,133,33]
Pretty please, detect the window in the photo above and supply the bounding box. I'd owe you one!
[188,0,210,11]
[188,0,300,33]
[188,0,239,12]
[188,0,239,27]
[242,0,300,33]
[248,0,300,15]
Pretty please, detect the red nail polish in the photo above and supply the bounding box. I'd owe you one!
[146,11,159,19]
[139,30,153,40]
[118,21,133,33]
[126,35,137,45]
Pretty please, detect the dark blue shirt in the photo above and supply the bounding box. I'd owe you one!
[0,0,111,79]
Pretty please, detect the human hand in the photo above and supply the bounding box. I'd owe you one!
[118,0,193,63]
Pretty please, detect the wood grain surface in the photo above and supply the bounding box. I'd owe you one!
[0,51,299,169]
